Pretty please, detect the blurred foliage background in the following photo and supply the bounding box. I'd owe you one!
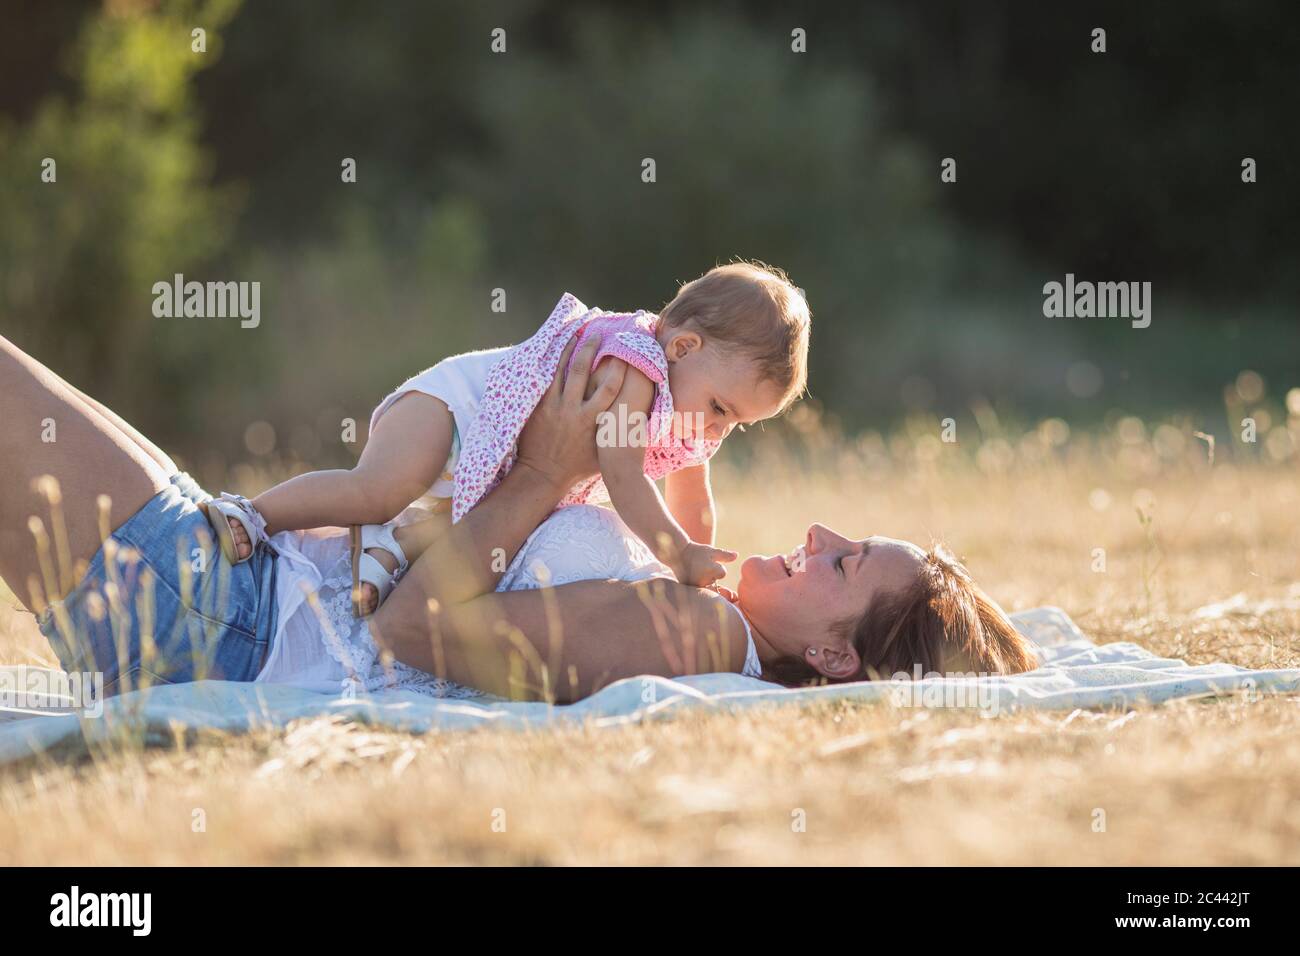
[1,0,1296,479]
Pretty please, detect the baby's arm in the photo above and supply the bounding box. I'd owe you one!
[251,392,452,534]
[664,463,715,545]
[599,370,735,586]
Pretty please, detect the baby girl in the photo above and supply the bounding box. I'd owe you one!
[206,261,811,614]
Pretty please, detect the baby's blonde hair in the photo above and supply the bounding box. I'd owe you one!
[658,261,810,409]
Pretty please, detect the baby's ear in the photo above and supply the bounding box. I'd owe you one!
[665,329,703,360]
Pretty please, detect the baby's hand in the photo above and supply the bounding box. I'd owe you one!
[673,542,739,588]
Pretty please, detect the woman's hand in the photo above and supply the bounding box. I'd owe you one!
[516,335,626,490]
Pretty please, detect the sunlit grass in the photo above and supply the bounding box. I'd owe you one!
[1,408,1298,864]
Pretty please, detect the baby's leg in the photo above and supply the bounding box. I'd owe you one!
[219,394,454,559]
[353,510,452,615]
[392,511,453,563]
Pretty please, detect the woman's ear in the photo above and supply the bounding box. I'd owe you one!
[806,643,860,680]
[663,329,703,362]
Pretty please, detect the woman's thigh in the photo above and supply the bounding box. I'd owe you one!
[0,335,170,609]
[58,370,178,475]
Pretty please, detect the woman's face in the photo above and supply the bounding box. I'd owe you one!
[737,524,926,679]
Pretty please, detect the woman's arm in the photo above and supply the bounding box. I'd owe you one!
[379,576,751,702]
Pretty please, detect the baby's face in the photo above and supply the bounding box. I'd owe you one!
[666,345,787,443]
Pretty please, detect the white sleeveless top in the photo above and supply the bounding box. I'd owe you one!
[368,346,511,505]
[257,505,763,699]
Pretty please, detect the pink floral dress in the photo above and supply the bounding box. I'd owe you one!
[451,293,721,521]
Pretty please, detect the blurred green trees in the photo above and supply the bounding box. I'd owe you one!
[1,0,240,414]
[1,1,1296,466]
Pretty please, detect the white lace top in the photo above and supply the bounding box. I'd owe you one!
[256,504,763,699]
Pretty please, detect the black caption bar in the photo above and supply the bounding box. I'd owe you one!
[0,867,1285,942]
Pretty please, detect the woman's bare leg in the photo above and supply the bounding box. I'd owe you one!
[0,335,170,610]
[1,341,179,478]
[56,376,178,476]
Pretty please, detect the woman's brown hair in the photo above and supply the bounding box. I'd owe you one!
[762,544,1038,687]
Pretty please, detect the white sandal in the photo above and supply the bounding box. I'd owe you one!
[202,493,268,565]
[350,523,409,618]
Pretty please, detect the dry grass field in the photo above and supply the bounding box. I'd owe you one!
[2,411,1298,865]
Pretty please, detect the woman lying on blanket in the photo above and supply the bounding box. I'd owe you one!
[0,334,1036,703]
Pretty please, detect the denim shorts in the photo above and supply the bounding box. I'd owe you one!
[38,472,278,697]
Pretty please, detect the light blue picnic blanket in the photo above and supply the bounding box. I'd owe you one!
[2,606,1297,764]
